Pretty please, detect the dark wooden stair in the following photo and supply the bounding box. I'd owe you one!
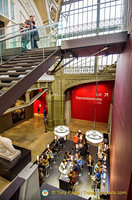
[0,47,63,115]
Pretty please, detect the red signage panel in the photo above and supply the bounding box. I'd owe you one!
[71,81,114,123]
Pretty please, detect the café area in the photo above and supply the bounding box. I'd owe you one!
[37,126,110,200]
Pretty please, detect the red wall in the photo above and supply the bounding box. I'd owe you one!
[110,35,132,200]
[33,90,47,114]
[71,81,114,123]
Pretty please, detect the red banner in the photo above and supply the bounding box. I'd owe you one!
[71,81,114,123]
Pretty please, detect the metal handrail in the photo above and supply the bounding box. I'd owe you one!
[0,27,30,39]
[0,22,59,42]
[0,23,21,31]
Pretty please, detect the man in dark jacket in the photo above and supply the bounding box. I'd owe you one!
[73,161,81,175]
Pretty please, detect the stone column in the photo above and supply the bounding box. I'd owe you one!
[53,94,65,126]
[65,90,71,125]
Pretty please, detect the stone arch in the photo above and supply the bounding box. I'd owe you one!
[63,75,115,94]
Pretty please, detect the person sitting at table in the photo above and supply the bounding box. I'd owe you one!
[39,154,50,168]
[59,137,65,144]
[73,133,79,144]
[54,138,62,150]
[95,168,101,182]
[79,133,83,143]
[80,141,88,158]
[68,169,78,187]
[77,129,82,137]
[75,153,79,160]
[64,151,71,161]
[72,160,81,175]
[91,168,102,189]
[94,162,102,174]
[98,147,104,162]
[59,159,67,173]
[47,148,54,159]
[86,154,94,176]
[98,142,107,162]
[76,154,83,168]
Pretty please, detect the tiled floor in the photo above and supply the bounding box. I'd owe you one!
[0,116,108,195]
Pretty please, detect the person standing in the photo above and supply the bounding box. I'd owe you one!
[44,108,48,132]
[44,108,47,118]
[87,154,94,175]
[32,21,39,48]
[23,15,34,49]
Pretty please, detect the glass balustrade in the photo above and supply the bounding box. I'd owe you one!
[0,0,128,73]
[0,22,60,64]
[59,0,128,40]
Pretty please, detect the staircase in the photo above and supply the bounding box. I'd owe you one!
[0,47,63,115]
[0,31,128,116]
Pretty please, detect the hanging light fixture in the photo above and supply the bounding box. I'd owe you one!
[86,130,103,144]
[54,125,69,137]
[54,67,69,138]
[85,49,108,144]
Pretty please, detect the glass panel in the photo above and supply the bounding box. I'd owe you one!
[3,0,8,17]
[10,1,15,20]
[59,0,126,74]
[59,0,127,41]
[0,0,2,14]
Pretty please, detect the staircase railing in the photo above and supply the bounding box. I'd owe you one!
[0,22,61,64]
[0,23,21,37]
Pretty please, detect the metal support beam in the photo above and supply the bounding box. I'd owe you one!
[61,31,128,56]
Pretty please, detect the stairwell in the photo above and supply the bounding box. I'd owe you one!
[0,47,63,115]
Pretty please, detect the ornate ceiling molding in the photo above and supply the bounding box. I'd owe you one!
[45,0,62,23]
[62,74,115,92]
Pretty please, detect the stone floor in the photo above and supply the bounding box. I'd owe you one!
[0,116,108,195]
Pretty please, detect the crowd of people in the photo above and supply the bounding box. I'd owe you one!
[38,136,65,186]
[20,15,39,50]
[37,129,108,191]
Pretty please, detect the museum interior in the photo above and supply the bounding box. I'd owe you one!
[0,0,132,200]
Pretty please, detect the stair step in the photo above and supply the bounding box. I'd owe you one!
[19,52,43,55]
[0,67,34,72]
[8,60,42,64]
[0,83,14,88]
[0,72,28,76]
[1,62,40,67]
[0,77,20,81]
[14,56,43,60]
